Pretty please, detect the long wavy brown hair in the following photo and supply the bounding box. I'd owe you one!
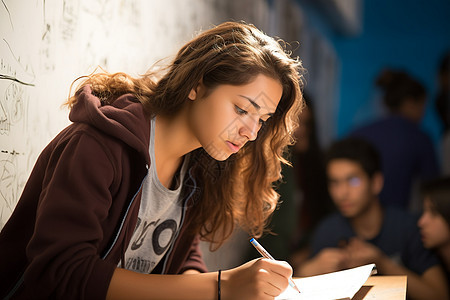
[66,21,305,248]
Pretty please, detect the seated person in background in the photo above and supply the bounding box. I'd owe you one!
[351,69,439,210]
[418,177,450,289]
[294,137,448,300]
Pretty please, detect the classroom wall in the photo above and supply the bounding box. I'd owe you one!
[332,0,450,147]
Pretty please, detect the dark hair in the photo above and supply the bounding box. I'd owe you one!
[290,92,334,238]
[325,137,381,178]
[376,69,426,111]
[421,176,450,226]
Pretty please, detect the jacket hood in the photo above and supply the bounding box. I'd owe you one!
[69,85,150,163]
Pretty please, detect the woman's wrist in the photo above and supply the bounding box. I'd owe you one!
[217,270,221,300]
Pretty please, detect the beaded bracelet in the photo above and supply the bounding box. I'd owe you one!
[217,269,222,300]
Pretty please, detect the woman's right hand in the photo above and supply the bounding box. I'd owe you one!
[221,258,293,300]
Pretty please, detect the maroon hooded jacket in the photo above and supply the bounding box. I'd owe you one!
[0,86,207,299]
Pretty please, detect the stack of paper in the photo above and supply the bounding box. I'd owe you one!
[276,264,377,300]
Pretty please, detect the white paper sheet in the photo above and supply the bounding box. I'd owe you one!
[276,264,376,300]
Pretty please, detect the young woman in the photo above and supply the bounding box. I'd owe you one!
[0,21,304,300]
[418,177,450,291]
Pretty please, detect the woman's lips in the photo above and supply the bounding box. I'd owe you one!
[226,141,241,153]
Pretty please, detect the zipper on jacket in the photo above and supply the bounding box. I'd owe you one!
[101,174,147,260]
[3,274,24,300]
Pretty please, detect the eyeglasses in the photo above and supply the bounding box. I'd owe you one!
[328,176,362,187]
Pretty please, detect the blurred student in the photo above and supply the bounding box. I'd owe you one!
[418,177,450,289]
[295,137,448,300]
[351,69,439,210]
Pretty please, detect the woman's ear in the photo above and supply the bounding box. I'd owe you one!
[188,79,204,101]
[188,88,197,101]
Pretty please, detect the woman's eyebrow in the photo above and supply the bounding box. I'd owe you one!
[238,95,261,110]
[238,94,275,117]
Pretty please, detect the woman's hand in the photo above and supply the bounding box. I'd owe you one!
[221,258,293,300]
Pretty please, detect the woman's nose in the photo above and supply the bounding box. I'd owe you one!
[239,115,260,141]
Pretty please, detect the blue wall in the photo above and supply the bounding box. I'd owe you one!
[301,0,450,148]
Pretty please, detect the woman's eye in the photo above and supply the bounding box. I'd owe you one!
[235,105,247,115]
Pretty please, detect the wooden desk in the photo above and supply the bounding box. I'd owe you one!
[352,276,407,300]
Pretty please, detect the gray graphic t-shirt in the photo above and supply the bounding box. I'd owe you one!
[123,117,187,273]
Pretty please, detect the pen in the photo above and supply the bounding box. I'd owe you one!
[250,238,301,294]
